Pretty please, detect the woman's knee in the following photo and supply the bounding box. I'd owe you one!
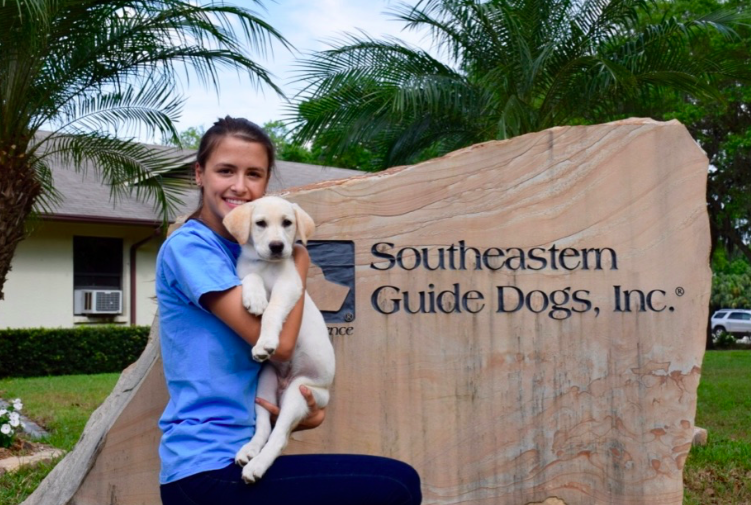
[375,457,422,505]
[399,464,422,505]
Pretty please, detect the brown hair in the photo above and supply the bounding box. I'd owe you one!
[192,116,276,217]
[196,116,276,171]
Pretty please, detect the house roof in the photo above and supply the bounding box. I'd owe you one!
[44,149,362,226]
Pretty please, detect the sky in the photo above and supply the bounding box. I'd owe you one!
[173,0,429,134]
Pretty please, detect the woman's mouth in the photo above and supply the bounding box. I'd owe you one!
[224,198,248,208]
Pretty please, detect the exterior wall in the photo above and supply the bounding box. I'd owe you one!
[0,221,164,329]
[135,240,160,327]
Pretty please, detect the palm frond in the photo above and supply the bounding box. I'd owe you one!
[30,156,62,215]
[289,32,489,168]
[38,132,193,223]
[40,76,181,142]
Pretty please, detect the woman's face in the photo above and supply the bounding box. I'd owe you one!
[195,135,270,240]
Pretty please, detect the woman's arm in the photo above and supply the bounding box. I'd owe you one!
[201,244,311,362]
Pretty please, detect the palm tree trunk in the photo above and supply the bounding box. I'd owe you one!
[0,150,41,301]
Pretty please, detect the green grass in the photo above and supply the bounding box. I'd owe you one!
[694,351,751,441]
[0,373,120,505]
[0,354,749,504]
[0,459,57,505]
[683,351,751,505]
[0,373,120,451]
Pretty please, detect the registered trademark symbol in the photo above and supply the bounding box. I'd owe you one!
[344,312,354,322]
[675,287,685,297]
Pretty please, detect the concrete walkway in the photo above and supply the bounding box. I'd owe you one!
[0,448,65,474]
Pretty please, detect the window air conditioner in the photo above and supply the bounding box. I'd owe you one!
[74,289,123,315]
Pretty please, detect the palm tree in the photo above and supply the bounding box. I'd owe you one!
[290,0,747,170]
[0,0,290,299]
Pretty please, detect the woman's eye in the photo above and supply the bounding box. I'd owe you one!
[256,220,267,228]
[282,219,292,227]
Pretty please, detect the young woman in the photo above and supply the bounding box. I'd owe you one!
[156,116,422,505]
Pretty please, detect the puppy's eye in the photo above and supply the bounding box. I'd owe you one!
[282,219,293,227]
[255,220,267,228]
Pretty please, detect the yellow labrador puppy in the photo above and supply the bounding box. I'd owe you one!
[223,196,335,483]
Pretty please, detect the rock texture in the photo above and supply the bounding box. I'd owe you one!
[692,427,708,447]
[22,119,710,505]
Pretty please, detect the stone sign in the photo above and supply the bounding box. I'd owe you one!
[23,118,710,505]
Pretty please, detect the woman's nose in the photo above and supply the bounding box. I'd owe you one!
[231,174,247,193]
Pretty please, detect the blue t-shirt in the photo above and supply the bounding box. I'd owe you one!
[156,219,262,484]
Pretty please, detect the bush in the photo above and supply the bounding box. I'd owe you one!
[711,249,751,310]
[714,331,737,348]
[0,326,150,378]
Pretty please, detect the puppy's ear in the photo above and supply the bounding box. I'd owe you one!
[222,203,254,245]
[292,203,315,245]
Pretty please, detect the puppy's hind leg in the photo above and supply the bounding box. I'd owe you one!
[240,378,315,483]
[236,365,277,468]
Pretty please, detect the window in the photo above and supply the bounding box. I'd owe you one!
[727,312,751,321]
[73,237,123,289]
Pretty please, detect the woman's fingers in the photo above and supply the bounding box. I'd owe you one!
[300,385,316,408]
[255,397,280,421]
[255,386,326,430]
[298,385,326,430]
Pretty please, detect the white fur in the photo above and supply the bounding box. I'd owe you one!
[223,196,335,484]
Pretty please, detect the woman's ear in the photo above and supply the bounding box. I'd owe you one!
[223,203,254,245]
[292,204,315,245]
[194,162,203,187]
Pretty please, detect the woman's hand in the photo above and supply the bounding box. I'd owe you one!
[255,385,326,431]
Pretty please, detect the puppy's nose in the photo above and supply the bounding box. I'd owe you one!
[269,241,285,256]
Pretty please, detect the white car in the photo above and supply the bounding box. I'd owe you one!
[711,309,751,337]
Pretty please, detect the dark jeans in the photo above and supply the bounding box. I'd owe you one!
[160,454,422,505]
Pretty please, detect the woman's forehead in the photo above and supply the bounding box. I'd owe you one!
[208,136,270,168]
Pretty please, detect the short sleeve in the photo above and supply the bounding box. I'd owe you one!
[159,229,241,310]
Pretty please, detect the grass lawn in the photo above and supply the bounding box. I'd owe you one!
[683,350,751,505]
[0,353,749,505]
[0,373,120,505]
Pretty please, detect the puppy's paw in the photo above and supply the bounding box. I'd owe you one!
[251,341,277,362]
[235,440,262,466]
[252,333,280,362]
[241,457,271,484]
[242,289,269,316]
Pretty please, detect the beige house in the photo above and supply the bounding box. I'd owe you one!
[0,154,359,329]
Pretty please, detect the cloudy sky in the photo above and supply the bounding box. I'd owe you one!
[173,0,428,133]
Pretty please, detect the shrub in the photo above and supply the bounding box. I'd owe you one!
[0,326,150,378]
[714,331,737,348]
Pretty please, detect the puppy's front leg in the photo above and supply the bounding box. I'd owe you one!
[252,265,302,362]
[241,272,268,315]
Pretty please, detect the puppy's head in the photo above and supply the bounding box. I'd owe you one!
[223,196,315,261]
